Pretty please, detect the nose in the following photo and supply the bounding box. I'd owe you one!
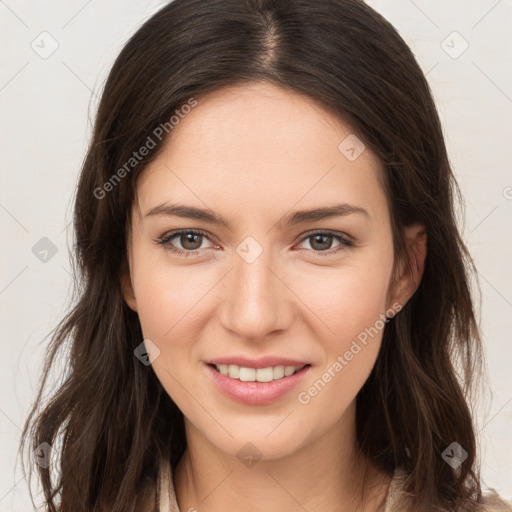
[218,245,293,342]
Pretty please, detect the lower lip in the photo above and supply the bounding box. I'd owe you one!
[205,363,312,405]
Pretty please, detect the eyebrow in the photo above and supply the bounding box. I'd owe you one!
[144,202,370,230]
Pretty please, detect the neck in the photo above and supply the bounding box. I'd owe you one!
[172,402,392,512]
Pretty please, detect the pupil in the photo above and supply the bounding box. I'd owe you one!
[182,233,201,250]
[312,234,331,251]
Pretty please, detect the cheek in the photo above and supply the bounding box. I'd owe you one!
[132,255,214,341]
[290,257,393,417]
[292,312,387,440]
[132,262,212,408]
[294,260,392,348]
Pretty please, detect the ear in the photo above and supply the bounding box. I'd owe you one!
[387,223,427,309]
[120,264,138,312]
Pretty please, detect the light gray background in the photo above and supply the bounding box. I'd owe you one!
[1,1,511,510]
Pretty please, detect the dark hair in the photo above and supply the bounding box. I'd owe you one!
[21,0,494,510]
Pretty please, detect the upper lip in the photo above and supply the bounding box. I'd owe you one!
[205,356,310,369]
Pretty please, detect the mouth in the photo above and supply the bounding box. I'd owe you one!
[204,362,312,405]
[207,363,310,382]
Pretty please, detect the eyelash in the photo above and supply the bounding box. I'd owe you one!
[155,229,354,258]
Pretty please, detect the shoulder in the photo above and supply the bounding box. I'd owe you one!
[479,491,512,511]
[383,470,512,512]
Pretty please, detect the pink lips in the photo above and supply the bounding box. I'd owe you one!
[205,355,309,369]
[204,361,312,406]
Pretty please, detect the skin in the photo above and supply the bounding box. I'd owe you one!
[121,82,427,512]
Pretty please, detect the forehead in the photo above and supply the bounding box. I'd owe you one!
[135,82,387,225]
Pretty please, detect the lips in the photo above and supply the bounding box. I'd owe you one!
[205,356,309,369]
[204,359,312,405]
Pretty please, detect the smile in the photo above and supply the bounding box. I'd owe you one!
[212,363,307,382]
[205,363,312,405]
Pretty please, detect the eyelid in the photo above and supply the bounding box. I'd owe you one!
[294,229,354,245]
[156,228,218,251]
[292,229,354,254]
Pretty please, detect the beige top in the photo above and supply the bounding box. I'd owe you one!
[157,461,512,512]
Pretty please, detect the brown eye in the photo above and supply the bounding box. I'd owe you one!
[296,231,354,255]
[157,229,215,256]
[309,234,335,251]
[179,232,203,250]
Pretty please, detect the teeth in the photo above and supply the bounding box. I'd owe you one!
[284,366,296,377]
[228,364,240,378]
[273,365,285,379]
[214,363,304,382]
[255,367,273,382]
[239,367,256,381]
[218,364,229,375]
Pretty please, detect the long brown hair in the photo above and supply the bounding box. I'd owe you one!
[20,0,497,510]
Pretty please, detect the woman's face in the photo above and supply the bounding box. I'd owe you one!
[122,82,417,461]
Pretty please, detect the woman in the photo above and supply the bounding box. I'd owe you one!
[21,0,512,511]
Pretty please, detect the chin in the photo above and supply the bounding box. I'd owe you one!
[192,417,313,464]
